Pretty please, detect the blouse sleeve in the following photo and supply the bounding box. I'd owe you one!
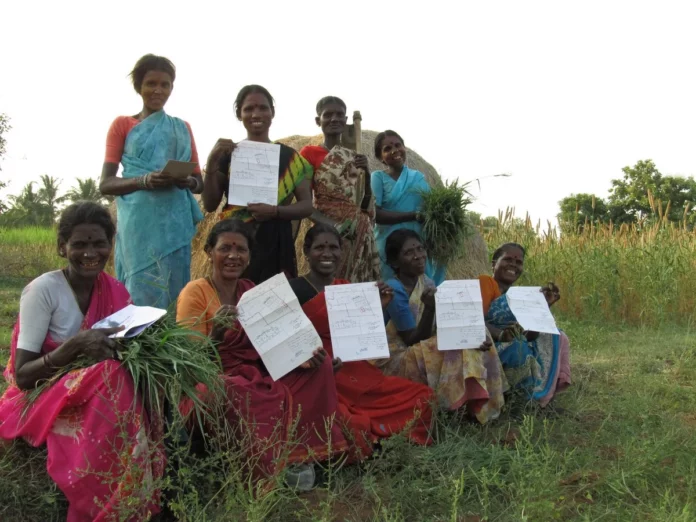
[385,279,417,332]
[17,279,55,353]
[371,171,384,207]
[176,282,212,336]
[104,117,131,164]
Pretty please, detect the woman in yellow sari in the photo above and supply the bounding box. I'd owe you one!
[375,229,508,423]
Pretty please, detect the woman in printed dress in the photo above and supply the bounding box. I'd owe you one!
[299,96,381,283]
[203,85,314,284]
[0,202,163,522]
[100,53,203,309]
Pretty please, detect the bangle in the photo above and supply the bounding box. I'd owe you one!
[137,175,147,190]
[145,173,152,189]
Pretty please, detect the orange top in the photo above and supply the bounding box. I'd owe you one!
[478,274,501,316]
[104,116,201,174]
[176,278,220,336]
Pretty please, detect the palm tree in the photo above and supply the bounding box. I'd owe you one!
[36,174,66,223]
[65,177,109,203]
[8,181,52,225]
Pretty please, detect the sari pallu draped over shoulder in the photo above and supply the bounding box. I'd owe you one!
[292,277,434,458]
[0,273,164,522]
[115,110,203,307]
[302,145,381,283]
[484,280,571,407]
[186,278,349,481]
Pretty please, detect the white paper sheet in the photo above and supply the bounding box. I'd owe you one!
[434,280,487,350]
[236,273,319,380]
[227,141,280,207]
[324,283,390,362]
[91,304,167,338]
[505,286,560,335]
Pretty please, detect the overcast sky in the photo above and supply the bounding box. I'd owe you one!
[2,0,695,227]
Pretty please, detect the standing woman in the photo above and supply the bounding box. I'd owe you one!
[299,96,381,283]
[371,131,445,285]
[100,54,204,309]
[203,85,314,284]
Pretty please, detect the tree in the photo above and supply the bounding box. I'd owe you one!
[557,193,609,231]
[65,177,110,204]
[6,182,52,226]
[0,113,10,212]
[36,174,66,223]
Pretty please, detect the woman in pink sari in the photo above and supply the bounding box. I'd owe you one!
[0,202,164,522]
[177,219,349,490]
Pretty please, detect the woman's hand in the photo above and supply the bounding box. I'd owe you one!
[147,171,177,189]
[174,176,198,191]
[213,304,238,330]
[332,357,343,374]
[301,348,327,369]
[208,138,236,171]
[76,326,124,362]
[478,339,493,352]
[376,281,394,308]
[354,154,369,171]
[498,323,523,343]
[421,286,437,309]
[540,282,561,307]
[248,203,277,222]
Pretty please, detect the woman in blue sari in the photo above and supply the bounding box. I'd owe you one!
[371,130,445,285]
[480,243,571,407]
[100,54,203,309]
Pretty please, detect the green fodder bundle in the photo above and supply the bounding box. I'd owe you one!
[26,314,225,428]
[419,181,475,267]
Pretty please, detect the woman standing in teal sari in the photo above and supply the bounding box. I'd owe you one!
[100,54,203,308]
[371,130,445,285]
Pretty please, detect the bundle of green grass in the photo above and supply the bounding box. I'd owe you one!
[26,314,225,429]
[418,180,475,266]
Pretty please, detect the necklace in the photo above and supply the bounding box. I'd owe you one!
[62,268,90,314]
[207,277,237,305]
[302,275,321,294]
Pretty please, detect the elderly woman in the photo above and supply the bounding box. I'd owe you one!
[479,243,572,407]
[377,229,508,424]
[299,96,381,283]
[176,219,348,488]
[289,224,434,458]
[0,202,163,521]
[371,130,445,285]
[100,53,203,309]
[203,85,314,284]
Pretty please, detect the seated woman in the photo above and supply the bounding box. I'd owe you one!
[203,84,314,284]
[176,219,349,487]
[377,229,508,424]
[371,130,445,285]
[479,243,571,407]
[0,202,163,521]
[299,96,381,283]
[289,224,434,458]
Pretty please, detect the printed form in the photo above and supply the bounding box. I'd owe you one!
[435,280,487,350]
[505,287,560,335]
[236,273,320,381]
[227,141,280,207]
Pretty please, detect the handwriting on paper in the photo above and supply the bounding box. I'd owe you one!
[92,304,166,338]
[505,287,560,335]
[227,141,280,207]
[325,283,390,362]
[435,280,487,350]
[236,273,319,380]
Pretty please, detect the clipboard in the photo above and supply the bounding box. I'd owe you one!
[161,160,198,180]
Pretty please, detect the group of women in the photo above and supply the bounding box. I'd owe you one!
[0,54,571,521]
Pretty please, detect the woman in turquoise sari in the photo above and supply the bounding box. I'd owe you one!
[100,54,203,309]
[371,130,445,285]
[480,243,571,407]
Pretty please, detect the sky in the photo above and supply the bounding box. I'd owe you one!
[2,0,696,228]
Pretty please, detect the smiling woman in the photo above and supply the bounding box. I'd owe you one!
[99,54,204,308]
[203,85,314,284]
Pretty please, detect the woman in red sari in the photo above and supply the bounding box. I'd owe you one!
[176,219,349,489]
[289,224,434,458]
[0,202,163,522]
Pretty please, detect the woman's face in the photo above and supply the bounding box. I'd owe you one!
[395,238,427,277]
[379,135,406,170]
[492,247,524,286]
[140,70,173,112]
[316,103,347,137]
[60,224,112,279]
[209,232,251,281]
[240,92,274,138]
[306,232,341,278]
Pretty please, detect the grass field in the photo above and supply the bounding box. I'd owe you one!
[1,223,695,521]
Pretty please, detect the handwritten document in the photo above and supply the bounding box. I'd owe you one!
[227,141,280,207]
[325,283,390,362]
[505,287,560,335]
[236,273,319,381]
[92,304,166,338]
[435,280,487,350]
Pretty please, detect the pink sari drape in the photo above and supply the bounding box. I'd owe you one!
[0,272,164,522]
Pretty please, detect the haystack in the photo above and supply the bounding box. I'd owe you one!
[188,131,489,281]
